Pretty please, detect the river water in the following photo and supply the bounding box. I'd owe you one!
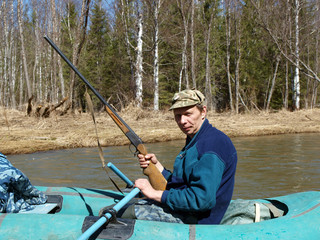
[7,133,319,199]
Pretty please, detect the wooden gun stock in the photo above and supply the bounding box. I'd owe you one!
[44,36,167,191]
[135,143,167,191]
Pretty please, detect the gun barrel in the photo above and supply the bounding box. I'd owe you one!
[44,36,142,147]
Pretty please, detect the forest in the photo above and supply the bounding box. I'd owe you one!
[0,0,319,114]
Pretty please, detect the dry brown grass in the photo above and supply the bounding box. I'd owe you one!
[1,106,320,155]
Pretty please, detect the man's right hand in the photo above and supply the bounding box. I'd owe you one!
[137,153,164,173]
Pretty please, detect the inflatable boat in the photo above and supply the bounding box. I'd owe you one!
[0,186,319,240]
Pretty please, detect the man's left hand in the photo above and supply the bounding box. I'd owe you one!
[134,178,163,202]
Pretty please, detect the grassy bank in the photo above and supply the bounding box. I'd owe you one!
[1,106,320,155]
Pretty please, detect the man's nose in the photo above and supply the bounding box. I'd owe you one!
[180,115,187,124]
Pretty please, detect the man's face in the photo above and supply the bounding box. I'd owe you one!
[173,105,207,138]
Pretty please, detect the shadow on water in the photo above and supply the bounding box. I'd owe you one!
[7,133,320,199]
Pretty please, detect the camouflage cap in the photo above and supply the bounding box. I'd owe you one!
[169,89,206,110]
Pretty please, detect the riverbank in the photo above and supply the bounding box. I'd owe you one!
[1,106,320,155]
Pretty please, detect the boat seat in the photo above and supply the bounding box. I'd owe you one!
[46,194,63,213]
[18,195,63,214]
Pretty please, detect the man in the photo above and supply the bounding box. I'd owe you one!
[100,89,236,224]
[133,89,237,224]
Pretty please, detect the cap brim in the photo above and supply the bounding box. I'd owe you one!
[169,102,197,111]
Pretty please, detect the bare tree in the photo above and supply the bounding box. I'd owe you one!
[251,0,320,110]
[266,56,281,111]
[311,4,319,108]
[120,0,135,89]
[69,0,91,108]
[177,0,190,91]
[234,3,242,114]
[2,0,9,107]
[202,1,216,111]
[48,0,65,102]
[8,0,16,108]
[190,0,196,88]
[224,0,234,112]
[17,0,32,100]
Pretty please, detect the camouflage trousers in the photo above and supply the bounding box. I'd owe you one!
[119,199,198,224]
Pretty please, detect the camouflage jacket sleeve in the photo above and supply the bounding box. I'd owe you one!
[0,153,47,213]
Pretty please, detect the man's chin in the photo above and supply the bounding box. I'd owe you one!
[184,130,194,136]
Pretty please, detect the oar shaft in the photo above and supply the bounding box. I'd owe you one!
[107,162,134,188]
[77,187,140,240]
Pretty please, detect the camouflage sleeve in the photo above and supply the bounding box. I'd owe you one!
[0,152,47,213]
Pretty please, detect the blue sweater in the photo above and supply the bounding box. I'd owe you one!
[160,119,237,224]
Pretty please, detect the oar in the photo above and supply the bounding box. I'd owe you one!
[77,163,138,240]
[77,188,140,240]
[107,162,134,188]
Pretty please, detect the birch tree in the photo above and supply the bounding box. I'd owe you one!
[234,3,242,114]
[266,56,280,110]
[8,0,16,108]
[153,0,162,110]
[202,1,216,111]
[17,0,32,100]
[117,0,146,108]
[135,10,144,107]
[190,0,196,88]
[224,0,234,112]
[293,0,301,110]
[2,0,9,107]
[177,0,190,91]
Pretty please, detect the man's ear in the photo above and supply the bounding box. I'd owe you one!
[202,106,207,118]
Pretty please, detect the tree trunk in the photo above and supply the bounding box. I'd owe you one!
[153,0,162,111]
[50,0,59,102]
[135,11,144,108]
[177,0,189,91]
[266,56,280,111]
[190,0,196,89]
[69,0,91,108]
[311,4,319,109]
[17,0,32,99]
[204,6,215,111]
[293,0,300,110]
[311,27,319,108]
[120,0,135,90]
[235,14,241,114]
[283,0,291,110]
[19,62,23,108]
[33,5,41,103]
[2,0,16,108]
[3,0,9,107]
[284,59,289,109]
[225,0,234,112]
[10,38,16,109]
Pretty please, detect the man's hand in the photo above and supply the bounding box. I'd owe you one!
[137,153,164,173]
[134,178,163,202]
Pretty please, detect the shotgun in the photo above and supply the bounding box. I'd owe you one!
[44,36,167,191]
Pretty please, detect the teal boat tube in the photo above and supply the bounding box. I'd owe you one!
[0,187,319,240]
